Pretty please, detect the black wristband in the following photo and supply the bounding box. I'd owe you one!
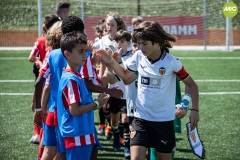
[190,109,199,112]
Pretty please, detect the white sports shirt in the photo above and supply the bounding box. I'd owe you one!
[122,52,138,117]
[126,50,189,122]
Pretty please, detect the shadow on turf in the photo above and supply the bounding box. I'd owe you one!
[176,137,184,142]
[97,151,124,159]
[176,148,192,153]
[174,158,194,160]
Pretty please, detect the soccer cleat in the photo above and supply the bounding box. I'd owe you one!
[119,137,124,146]
[97,124,105,135]
[124,148,131,159]
[29,134,40,144]
[105,125,113,140]
[113,134,121,151]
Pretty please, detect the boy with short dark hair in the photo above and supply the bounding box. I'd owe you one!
[57,31,109,159]
[56,1,70,20]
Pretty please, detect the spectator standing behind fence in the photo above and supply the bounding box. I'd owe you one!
[56,1,70,20]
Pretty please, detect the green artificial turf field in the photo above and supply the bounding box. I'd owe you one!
[0,50,239,160]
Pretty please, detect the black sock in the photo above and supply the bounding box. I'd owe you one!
[98,108,105,125]
[112,125,119,138]
[119,122,124,138]
[123,123,130,148]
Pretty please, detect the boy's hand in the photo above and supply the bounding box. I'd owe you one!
[112,51,120,62]
[42,107,48,122]
[35,60,42,69]
[97,92,110,108]
[34,111,44,128]
[31,102,36,112]
[107,85,123,99]
[175,104,186,118]
[86,40,94,52]
[189,109,199,130]
[96,49,114,64]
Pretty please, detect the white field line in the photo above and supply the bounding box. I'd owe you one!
[0,93,33,95]
[1,80,240,83]
[0,57,240,60]
[178,57,240,59]
[0,80,35,82]
[0,57,27,60]
[1,92,240,96]
[187,80,240,82]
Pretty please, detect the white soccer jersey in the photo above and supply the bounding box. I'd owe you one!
[126,50,189,122]
[122,52,138,117]
[94,35,117,51]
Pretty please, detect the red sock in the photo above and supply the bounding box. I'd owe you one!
[39,128,44,141]
[38,130,44,160]
[38,146,44,160]
[34,125,41,135]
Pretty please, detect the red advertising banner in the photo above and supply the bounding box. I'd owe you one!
[85,16,203,42]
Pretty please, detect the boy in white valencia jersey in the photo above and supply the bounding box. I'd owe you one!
[96,21,199,160]
[128,50,188,122]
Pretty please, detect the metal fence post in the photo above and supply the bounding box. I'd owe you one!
[226,0,231,52]
[203,0,207,50]
[81,0,85,24]
[38,0,42,38]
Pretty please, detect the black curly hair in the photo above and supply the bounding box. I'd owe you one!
[61,16,85,34]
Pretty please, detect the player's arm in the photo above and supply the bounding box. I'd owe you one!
[65,80,109,116]
[70,93,109,116]
[28,55,39,63]
[84,79,123,99]
[182,76,199,111]
[33,60,50,127]
[181,76,199,130]
[96,49,137,84]
[41,83,50,122]
[99,63,116,87]
[175,85,191,118]
[28,41,39,63]
[33,76,45,127]
[174,57,199,130]
[82,52,123,99]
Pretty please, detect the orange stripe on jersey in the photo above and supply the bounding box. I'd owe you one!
[175,66,189,80]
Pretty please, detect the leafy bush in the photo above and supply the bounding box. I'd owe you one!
[0,0,239,30]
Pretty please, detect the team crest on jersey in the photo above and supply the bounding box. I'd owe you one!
[130,129,136,138]
[159,67,166,75]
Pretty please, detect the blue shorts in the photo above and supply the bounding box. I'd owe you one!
[43,124,57,146]
[55,126,66,152]
[66,145,93,160]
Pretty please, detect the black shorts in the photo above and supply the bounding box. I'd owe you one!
[33,63,39,80]
[130,118,175,153]
[106,97,127,114]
